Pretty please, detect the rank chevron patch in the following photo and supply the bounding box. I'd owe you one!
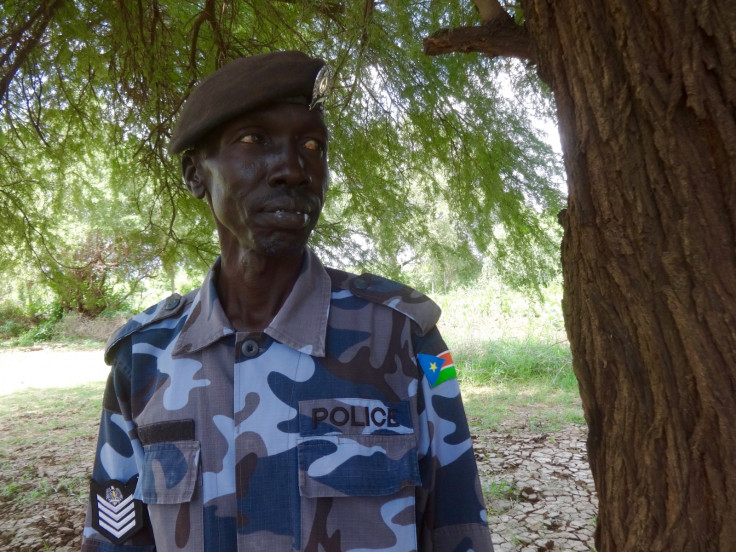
[90,477,143,545]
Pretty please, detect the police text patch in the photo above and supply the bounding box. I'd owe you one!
[299,398,415,436]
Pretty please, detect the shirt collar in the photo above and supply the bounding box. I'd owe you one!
[172,248,331,357]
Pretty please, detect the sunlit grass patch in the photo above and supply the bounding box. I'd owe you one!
[0,382,105,506]
[453,338,584,431]
[0,382,104,429]
[455,338,575,388]
[429,277,584,429]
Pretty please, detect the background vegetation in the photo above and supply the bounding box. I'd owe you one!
[1,1,564,328]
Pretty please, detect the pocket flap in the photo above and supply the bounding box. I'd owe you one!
[140,441,200,504]
[298,435,420,498]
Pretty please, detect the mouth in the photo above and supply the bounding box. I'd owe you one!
[258,206,313,229]
[272,209,309,224]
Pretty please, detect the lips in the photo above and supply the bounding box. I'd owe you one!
[271,209,310,226]
[257,202,315,229]
[268,207,308,216]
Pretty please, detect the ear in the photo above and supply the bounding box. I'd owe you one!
[181,151,207,199]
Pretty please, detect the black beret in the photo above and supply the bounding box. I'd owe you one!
[168,51,326,154]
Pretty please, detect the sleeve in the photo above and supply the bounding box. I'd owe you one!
[82,347,156,552]
[413,326,494,552]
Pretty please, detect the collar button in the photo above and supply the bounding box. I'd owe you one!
[241,339,260,358]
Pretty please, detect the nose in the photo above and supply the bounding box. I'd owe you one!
[267,140,311,188]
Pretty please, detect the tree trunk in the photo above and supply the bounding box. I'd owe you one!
[520,1,736,550]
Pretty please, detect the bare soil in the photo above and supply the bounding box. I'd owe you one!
[474,418,597,551]
[0,349,596,552]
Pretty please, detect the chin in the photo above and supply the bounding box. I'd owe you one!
[258,236,309,258]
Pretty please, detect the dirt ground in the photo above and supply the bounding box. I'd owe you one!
[0,348,597,552]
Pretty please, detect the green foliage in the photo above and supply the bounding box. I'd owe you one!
[12,302,63,345]
[0,319,25,339]
[0,301,33,339]
[456,338,575,390]
[0,381,104,507]
[431,269,581,430]
[1,1,565,311]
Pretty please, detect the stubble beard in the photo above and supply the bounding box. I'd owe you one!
[257,234,311,257]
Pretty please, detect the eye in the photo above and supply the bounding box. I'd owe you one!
[303,138,325,152]
[239,133,263,144]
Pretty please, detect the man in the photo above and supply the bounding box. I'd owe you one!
[82,50,493,552]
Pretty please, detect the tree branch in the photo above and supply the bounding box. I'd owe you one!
[423,13,535,62]
[0,0,64,101]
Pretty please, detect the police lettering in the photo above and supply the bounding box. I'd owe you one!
[312,405,399,429]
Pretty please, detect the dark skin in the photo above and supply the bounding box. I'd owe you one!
[182,102,329,332]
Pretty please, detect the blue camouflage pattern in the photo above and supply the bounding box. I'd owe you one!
[82,249,493,551]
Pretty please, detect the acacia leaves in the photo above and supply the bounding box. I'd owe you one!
[1,1,564,312]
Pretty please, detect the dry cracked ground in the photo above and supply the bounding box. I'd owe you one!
[0,351,596,552]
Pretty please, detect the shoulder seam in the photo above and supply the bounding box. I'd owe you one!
[103,291,194,364]
[327,270,441,336]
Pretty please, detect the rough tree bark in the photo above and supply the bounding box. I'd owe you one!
[426,1,736,550]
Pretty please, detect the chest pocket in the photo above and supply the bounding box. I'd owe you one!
[140,441,200,504]
[297,398,421,551]
[137,421,204,552]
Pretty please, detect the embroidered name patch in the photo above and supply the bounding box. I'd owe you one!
[311,404,399,429]
[90,477,143,545]
[299,398,414,436]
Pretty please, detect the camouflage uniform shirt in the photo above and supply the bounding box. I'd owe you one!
[82,249,493,551]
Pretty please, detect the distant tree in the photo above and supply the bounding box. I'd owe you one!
[425,0,736,549]
[1,1,563,311]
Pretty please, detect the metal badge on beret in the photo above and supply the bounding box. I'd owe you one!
[310,65,332,110]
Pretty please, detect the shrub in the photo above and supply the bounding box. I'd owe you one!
[0,319,27,339]
[0,302,42,341]
[12,304,64,346]
[55,311,130,343]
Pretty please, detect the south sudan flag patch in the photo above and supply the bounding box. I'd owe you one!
[418,351,457,388]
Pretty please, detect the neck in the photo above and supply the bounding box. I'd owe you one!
[216,244,305,332]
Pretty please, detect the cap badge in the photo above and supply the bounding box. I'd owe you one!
[310,65,332,110]
[105,485,124,506]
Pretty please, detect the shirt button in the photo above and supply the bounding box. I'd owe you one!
[241,339,260,358]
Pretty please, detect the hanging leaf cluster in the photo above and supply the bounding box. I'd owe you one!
[0,0,565,312]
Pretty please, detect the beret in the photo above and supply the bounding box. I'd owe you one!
[168,51,326,154]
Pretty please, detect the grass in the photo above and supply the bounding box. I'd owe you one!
[483,478,521,502]
[454,338,584,432]
[0,382,104,429]
[0,382,105,506]
[433,278,585,432]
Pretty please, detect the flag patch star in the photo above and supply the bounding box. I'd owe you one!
[418,351,458,388]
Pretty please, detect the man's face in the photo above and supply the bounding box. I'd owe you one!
[188,102,329,257]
